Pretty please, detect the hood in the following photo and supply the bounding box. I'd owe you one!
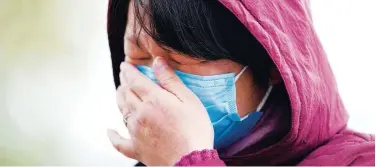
[107,0,349,165]
[218,0,348,165]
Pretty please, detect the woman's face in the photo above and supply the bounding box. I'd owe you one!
[123,1,265,117]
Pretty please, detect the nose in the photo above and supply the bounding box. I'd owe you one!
[124,35,171,66]
[125,54,170,67]
[124,56,153,67]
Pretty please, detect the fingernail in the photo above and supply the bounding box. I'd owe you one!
[153,57,166,70]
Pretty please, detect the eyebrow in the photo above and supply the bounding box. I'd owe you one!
[125,34,139,46]
[125,34,148,53]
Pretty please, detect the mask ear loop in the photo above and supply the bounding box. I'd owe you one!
[234,66,273,111]
[256,85,273,112]
[240,85,273,121]
[235,66,248,82]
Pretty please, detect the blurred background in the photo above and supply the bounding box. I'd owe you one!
[0,0,375,165]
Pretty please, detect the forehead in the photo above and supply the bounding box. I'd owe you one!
[125,1,152,43]
[124,1,153,51]
[125,1,136,37]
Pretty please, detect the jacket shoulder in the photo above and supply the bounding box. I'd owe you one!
[298,130,375,166]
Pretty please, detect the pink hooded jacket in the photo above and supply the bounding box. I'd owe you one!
[173,0,375,166]
[108,0,375,166]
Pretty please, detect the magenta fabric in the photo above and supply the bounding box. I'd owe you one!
[174,0,375,166]
[174,149,226,166]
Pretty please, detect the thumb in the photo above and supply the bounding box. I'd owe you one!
[153,57,193,101]
[107,129,136,159]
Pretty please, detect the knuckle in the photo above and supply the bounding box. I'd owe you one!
[136,115,148,127]
[144,98,167,114]
[143,95,169,115]
[143,93,159,106]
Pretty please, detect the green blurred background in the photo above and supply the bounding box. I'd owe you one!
[0,0,375,165]
[0,0,135,165]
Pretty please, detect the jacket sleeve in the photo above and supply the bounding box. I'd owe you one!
[174,149,226,166]
[298,131,375,166]
[349,149,375,166]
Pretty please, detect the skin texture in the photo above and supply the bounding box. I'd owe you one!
[109,58,214,165]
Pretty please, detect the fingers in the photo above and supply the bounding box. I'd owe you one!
[107,129,136,159]
[116,85,127,114]
[117,85,142,115]
[152,57,195,101]
[120,62,161,100]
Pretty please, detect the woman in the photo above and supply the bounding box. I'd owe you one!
[107,0,375,166]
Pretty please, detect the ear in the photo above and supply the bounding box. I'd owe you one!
[269,67,282,85]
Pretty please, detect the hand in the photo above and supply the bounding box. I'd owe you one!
[108,57,214,166]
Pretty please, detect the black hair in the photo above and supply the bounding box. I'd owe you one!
[108,0,274,89]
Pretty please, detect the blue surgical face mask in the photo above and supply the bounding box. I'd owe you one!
[136,65,273,149]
